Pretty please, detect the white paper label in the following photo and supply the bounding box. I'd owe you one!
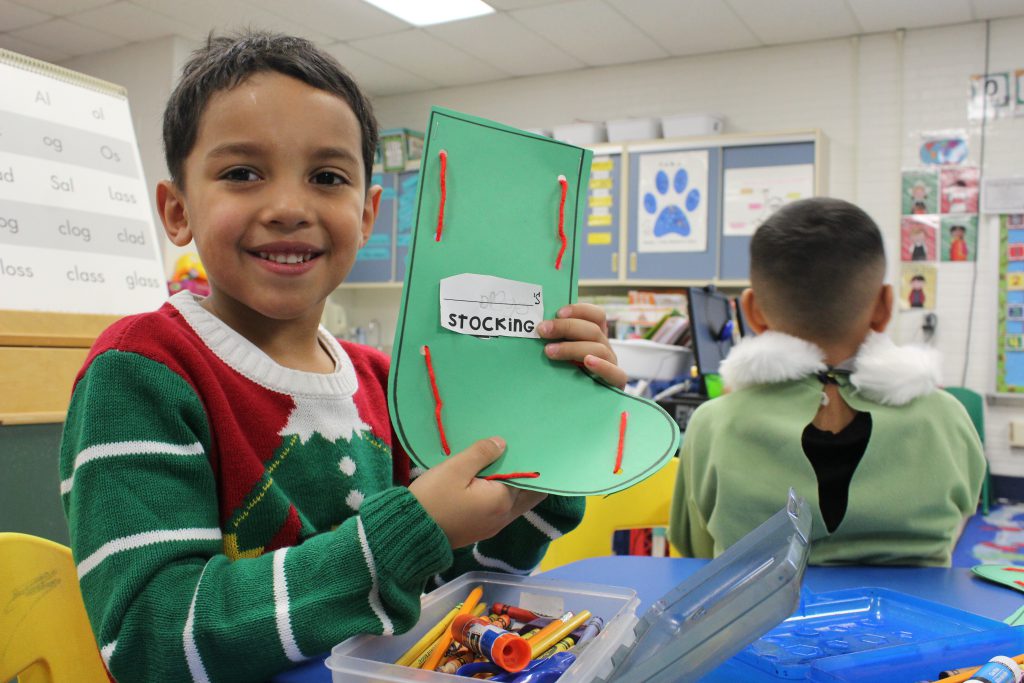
[440,273,543,338]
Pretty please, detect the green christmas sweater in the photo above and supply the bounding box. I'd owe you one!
[60,291,583,682]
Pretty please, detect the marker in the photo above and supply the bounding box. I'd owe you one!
[420,585,483,671]
[529,610,592,659]
[450,614,532,673]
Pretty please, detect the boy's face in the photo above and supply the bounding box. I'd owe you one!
[159,72,379,327]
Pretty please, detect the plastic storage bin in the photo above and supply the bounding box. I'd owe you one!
[661,114,723,138]
[552,122,607,146]
[327,491,813,682]
[606,117,662,142]
[610,338,693,381]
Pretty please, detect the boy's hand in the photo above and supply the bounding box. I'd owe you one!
[537,303,627,389]
[409,437,546,549]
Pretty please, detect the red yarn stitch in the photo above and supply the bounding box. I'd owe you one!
[483,472,540,481]
[555,175,568,269]
[613,411,628,474]
[422,345,451,455]
[435,150,448,242]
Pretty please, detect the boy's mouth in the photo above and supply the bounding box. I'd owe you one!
[256,251,319,264]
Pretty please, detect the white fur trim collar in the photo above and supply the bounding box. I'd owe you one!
[719,331,941,406]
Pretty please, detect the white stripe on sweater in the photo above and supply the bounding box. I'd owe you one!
[472,544,532,575]
[61,440,205,495]
[522,511,562,541]
[100,640,117,667]
[356,517,394,635]
[77,528,222,579]
[273,548,305,662]
[184,564,211,683]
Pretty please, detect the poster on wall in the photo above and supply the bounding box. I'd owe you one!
[997,214,1024,392]
[919,131,968,166]
[1016,69,1024,118]
[900,215,938,262]
[900,263,936,311]
[636,150,708,253]
[969,72,1011,121]
[940,166,979,214]
[940,215,978,262]
[721,163,814,236]
[901,169,939,215]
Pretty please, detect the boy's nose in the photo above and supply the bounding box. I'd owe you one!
[261,185,313,230]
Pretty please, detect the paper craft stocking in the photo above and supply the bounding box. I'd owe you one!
[388,108,680,496]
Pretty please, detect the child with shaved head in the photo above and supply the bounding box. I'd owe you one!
[669,198,984,566]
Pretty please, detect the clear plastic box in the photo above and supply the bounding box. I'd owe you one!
[327,491,813,683]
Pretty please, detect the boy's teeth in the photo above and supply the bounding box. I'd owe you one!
[259,252,312,264]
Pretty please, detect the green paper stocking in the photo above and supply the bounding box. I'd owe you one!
[972,564,1024,594]
[388,108,680,496]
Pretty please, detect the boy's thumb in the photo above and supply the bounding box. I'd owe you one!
[451,436,506,476]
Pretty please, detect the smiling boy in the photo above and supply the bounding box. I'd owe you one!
[60,32,623,682]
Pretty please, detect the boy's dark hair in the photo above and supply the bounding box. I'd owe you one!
[911,275,925,282]
[163,30,378,189]
[950,224,966,234]
[750,197,885,344]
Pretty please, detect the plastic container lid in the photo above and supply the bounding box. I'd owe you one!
[597,489,812,683]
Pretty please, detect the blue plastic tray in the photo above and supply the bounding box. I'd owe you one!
[702,587,1024,682]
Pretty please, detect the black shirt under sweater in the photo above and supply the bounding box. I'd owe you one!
[801,411,872,533]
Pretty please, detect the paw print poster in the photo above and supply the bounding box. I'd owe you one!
[636,150,708,253]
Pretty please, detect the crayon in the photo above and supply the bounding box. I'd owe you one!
[576,616,604,646]
[529,610,592,659]
[451,614,532,673]
[421,585,483,671]
[520,627,540,640]
[438,647,476,674]
[486,613,513,629]
[492,602,542,623]
[395,603,462,666]
[539,636,576,659]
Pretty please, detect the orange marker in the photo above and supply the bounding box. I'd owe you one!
[451,614,532,673]
[421,585,483,671]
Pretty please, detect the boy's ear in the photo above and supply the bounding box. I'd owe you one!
[740,288,770,335]
[869,284,894,332]
[359,183,383,247]
[157,180,193,247]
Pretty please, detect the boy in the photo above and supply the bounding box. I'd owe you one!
[669,198,985,566]
[949,223,969,261]
[60,32,625,682]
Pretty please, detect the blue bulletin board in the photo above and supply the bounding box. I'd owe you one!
[348,172,395,283]
[998,214,1024,391]
[395,170,419,282]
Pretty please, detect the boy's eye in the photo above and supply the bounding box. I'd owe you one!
[311,170,347,186]
[222,167,260,182]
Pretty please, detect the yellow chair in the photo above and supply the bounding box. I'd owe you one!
[540,458,680,571]
[0,533,109,683]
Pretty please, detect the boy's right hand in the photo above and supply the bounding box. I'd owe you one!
[409,437,547,549]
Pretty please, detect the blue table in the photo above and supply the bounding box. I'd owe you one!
[275,556,1021,681]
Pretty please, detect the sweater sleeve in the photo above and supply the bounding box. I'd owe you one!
[669,414,715,559]
[60,350,453,683]
[430,494,586,587]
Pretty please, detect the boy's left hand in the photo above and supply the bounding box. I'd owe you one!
[537,303,626,389]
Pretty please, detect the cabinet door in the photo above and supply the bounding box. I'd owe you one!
[395,170,419,283]
[719,142,816,281]
[348,172,395,282]
[626,147,721,281]
[579,153,622,280]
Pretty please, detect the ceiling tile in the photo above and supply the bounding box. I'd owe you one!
[9,0,110,15]
[511,0,669,67]
[426,12,584,76]
[350,29,510,87]
[0,31,71,62]
[69,1,199,42]
[969,0,1024,20]
[322,41,438,96]
[131,0,332,43]
[846,0,973,32]
[11,18,124,57]
[0,0,51,32]
[486,0,563,8]
[608,0,761,56]
[725,0,862,44]
[245,0,410,41]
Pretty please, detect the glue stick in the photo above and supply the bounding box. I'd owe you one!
[450,614,532,673]
[966,656,1024,683]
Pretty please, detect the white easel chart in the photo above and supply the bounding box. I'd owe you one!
[0,49,166,316]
